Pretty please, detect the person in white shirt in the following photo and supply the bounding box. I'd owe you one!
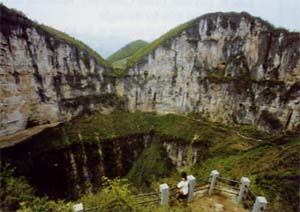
[177,172,189,204]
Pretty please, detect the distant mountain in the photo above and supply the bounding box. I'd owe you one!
[107,40,148,65]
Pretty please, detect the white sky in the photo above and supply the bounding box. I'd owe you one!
[1,0,299,57]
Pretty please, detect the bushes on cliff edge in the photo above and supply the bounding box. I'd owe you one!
[0,165,35,211]
[127,141,175,191]
[80,177,142,212]
[0,165,73,212]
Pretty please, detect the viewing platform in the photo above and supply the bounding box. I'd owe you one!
[74,170,268,212]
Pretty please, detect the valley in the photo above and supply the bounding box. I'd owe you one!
[0,3,299,212]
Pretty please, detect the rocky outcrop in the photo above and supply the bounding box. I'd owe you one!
[122,12,300,133]
[1,131,207,199]
[0,5,117,136]
[1,7,299,138]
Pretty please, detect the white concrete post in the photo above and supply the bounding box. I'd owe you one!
[252,196,268,212]
[209,170,219,195]
[73,203,84,212]
[187,175,196,201]
[237,177,250,203]
[160,183,170,206]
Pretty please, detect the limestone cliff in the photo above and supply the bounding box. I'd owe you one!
[1,7,299,139]
[123,12,300,133]
[0,5,118,136]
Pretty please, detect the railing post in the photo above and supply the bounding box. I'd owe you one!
[159,183,170,206]
[209,170,219,195]
[73,203,84,212]
[187,175,196,201]
[237,177,250,203]
[251,196,268,212]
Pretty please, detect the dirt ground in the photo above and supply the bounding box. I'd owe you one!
[190,194,250,212]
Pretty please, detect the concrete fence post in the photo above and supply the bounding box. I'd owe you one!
[237,177,250,203]
[73,203,84,212]
[252,196,268,212]
[160,183,170,206]
[187,175,196,201]
[209,170,219,195]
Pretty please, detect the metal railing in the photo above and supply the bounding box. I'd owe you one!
[133,191,160,205]
[74,171,268,212]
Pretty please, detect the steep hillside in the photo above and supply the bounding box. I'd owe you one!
[120,12,300,133]
[0,4,117,137]
[1,112,298,211]
[107,40,148,64]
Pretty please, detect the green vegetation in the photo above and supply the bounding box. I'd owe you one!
[127,141,175,191]
[207,64,226,79]
[0,165,35,211]
[80,177,191,212]
[79,177,189,212]
[104,67,129,78]
[2,112,298,211]
[107,40,148,63]
[40,25,111,68]
[0,165,73,212]
[191,133,299,212]
[105,40,148,77]
[126,20,196,68]
[112,57,129,68]
[41,111,260,151]
[80,178,142,212]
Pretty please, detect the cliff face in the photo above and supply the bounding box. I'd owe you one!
[0,5,116,137]
[1,132,206,199]
[123,12,300,133]
[1,8,299,138]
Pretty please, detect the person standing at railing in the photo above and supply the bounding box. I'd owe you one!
[177,172,189,205]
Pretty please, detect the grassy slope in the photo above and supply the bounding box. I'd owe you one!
[41,25,111,68]
[126,20,195,68]
[1,3,110,68]
[107,40,148,63]
[37,111,255,151]
[105,40,149,77]
[191,134,299,212]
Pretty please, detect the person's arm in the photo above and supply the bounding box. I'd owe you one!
[177,181,182,190]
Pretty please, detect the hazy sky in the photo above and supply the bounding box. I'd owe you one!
[1,0,299,57]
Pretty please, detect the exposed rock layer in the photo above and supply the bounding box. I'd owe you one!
[123,12,300,133]
[0,5,116,136]
[1,8,299,138]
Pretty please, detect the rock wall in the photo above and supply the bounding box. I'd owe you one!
[1,8,299,138]
[123,12,300,133]
[0,5,116,136]
[1,132,207,199]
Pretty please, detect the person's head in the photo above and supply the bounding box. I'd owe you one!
[181,172,187,181]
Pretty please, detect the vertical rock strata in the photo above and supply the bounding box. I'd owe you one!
[124,12,300,133]
[0,5,115,136]
[1,6,299,137]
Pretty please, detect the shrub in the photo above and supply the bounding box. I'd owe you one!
[0,165,35,211]
[80,177,142,211]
